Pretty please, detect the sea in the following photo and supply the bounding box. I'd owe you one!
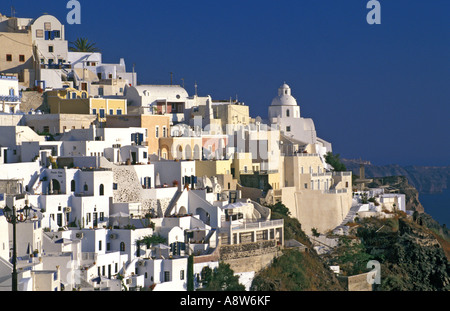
[419,188,450,227]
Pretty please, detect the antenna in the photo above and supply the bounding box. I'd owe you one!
[194,81,198,96]
[170,72,173,85]
[181,78,184,89]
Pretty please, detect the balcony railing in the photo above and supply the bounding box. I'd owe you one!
[230,219,284,231]
[0,75,18,81]
[0,95,21,103]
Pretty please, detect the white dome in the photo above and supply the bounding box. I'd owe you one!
[271,83,298,106]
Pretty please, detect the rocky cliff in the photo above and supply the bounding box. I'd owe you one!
[342,159,450,194]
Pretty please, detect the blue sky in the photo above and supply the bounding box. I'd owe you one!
[2,0,449,166]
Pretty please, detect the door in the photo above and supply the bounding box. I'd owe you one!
[93,212,98,227]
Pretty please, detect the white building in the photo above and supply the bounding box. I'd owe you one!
[0,75,21,113]
[268,83,332,156]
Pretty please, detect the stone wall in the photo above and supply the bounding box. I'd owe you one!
[338,272,373,291]
[219,240,282,273]
[20,91,45,113]
[109,164,171,217]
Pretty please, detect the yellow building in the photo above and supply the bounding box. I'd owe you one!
[47,88,127,123]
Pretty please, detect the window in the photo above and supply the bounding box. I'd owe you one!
[44,22,51,31]
[99,109,105,118]
[113,183,118,190]
[100,212,104,221]
[36,29,44,38]
[286,126,291,132]
[116,109,122,115]
[84,184,88,191]
[99,184,104,196]
[162,126,167,137]
[71,180,75,192]
[92,108,97,115]
[71,92,76,99]
[120,242,126,252]
[19,55,25,62]
[286,109,290,117]
[143,152,147,159]
[180,270,185,280]
[164,271,171,282]
[109,109,114,115]
[99,240,102,251]
[6,54,12,62]
[43,126,49,133]
[48,45,54,53]
[155,126,159,138]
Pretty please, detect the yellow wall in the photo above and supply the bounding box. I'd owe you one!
[195,159,232,177]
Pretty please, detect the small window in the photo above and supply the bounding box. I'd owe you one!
[116,109,122,115]
[19,55,25,62]
[36,29,44,38]
[109,109,114,115]
[113,183,118,190]
[92,109,97,115]
[155,126,159,138]
[164,271,170,282]
[286,109,290,117]
[180,270,185,280]
[48,45,54,53]
[44,22,51,31]
[99,109,105,118]
[286,126,291,132]
[6,54,12,62]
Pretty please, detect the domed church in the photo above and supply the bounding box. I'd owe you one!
[268,83,332,154]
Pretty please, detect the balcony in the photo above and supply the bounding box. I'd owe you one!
[0,95,21,103]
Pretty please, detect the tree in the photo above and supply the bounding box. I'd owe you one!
[200,262,245,291]
[267,202,291,217]
[69,37,100,52]
[325,152,347,172]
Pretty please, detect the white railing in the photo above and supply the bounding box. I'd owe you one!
[230,219,283,231]
[332,171,352,176]
[322,188,348,194]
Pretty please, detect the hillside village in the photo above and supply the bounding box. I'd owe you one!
[0,12,411,291]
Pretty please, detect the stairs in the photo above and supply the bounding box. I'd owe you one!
[164,190,184,217]
[338,204,361,227]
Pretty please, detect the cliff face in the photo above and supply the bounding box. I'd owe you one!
[356,216,450,291]
[342,159,450,194]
